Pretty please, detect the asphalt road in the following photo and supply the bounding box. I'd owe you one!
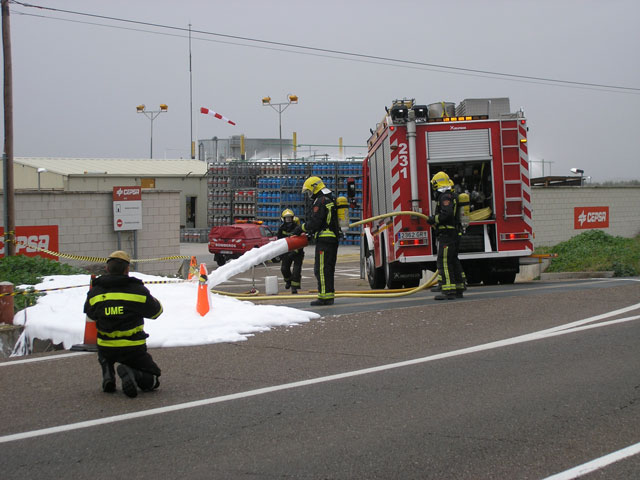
[1,249,639,478]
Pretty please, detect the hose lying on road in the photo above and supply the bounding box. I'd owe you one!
[211,270,438,301]
[212,211,439,300]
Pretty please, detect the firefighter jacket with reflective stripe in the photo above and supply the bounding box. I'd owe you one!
[277,220,304,254]
[84,274,163,348]
[430,190,459,238]
[301,189,339,243]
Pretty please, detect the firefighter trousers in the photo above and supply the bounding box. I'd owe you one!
[436,236,465,294]
[314,240,338,300]
[98,344,161,378]
[281,251,304,288]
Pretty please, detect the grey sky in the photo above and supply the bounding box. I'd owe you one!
[3,0,639,181]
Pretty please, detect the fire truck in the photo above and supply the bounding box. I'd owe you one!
[361,97,533,289]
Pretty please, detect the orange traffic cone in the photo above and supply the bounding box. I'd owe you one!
[187,256,198,280]
[196,263,211,316]
[71,275,98,352]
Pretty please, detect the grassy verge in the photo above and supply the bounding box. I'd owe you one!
[0,256,86,312]
[535,230,640,277]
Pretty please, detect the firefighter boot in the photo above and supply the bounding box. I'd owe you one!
[136,371,160,392]
[284,280,291,289]
[100,358,116,393]
[117,364,139,398]
[310,298,334,306]
[456,290,464,298]
[291,287,298,294]
[430,285,442,293]
[434,292,456,301]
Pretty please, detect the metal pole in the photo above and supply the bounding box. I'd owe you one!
[149,115,154,159]
[189,23,194,159]
[278,106,283,162]
[2,0,15,256]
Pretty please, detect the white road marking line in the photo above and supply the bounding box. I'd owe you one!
[543,441,640,479]
[0,351,90,367]
[1,304,639,444]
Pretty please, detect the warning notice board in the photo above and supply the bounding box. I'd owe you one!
[113,186,142,231]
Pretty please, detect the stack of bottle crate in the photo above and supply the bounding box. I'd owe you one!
[207,159,363,245]
[207,163,232,226]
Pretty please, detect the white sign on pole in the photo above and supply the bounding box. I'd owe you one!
[113,186,142,231]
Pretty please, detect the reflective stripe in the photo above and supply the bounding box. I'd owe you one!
[97,338,146,347]
[441,245,455,291]
[98,325,144,339]
[319,250,326,295]
[326,201,334,228]
[89,292,147,306]
[149,304,163,319]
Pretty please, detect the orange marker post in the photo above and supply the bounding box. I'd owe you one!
[71,275,98,352]
[187,256,198,280]
[196,263,211,316]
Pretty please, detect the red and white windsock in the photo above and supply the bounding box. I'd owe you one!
[200,107,236,126]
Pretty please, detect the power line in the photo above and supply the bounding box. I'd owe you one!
[10,0,640,93]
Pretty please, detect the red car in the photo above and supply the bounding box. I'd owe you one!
[208,221,277,266]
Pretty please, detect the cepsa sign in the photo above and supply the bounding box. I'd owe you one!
[574,206,609,230]
[0,225,59,260]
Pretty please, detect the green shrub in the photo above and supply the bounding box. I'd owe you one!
[539,231,640,276]
[0,256,86,313]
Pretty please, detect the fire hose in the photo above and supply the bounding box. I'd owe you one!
[213,211,439,300]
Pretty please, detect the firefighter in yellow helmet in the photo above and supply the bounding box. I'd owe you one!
[294,176,340,306]
[427,171,465,300]
[277,208,304,294]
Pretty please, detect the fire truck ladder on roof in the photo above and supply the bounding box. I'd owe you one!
[500,117,524,220]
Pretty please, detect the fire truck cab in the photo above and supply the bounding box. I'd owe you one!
[362,97,533,289]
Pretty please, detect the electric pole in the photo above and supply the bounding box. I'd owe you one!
[2,0,15,256]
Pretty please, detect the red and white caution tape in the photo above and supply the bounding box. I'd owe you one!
[200,107,236,126]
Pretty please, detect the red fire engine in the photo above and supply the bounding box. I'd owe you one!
[362,97,533,289]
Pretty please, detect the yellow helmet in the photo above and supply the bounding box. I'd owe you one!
[302,176,325,197]
[281,208,294,222]
[431,171,453,191]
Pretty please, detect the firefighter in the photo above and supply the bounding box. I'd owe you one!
[294,176,340,306]
[277,208,304,294]
[427,171,465,300]
[84,250,163,397]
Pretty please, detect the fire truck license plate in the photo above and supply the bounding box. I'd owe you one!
[398,231,428,239]
[219,250,233,254]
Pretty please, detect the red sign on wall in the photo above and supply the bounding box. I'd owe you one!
[574,206,609,230]
[0,225,60,260]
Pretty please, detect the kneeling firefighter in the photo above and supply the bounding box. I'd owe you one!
[277,209,304,294]
[293,176,340,306]
[427,171,465,300]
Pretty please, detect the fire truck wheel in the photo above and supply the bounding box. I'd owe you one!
[365,248,385,289]
[497,271,516,284]
[403,278,420,288]
[384,258,404,290]
[214,254,227,266]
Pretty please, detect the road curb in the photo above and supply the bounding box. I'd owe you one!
[540,271,615,280]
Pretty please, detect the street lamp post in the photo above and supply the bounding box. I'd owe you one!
[136,104,168,159]
[262,94,298,162]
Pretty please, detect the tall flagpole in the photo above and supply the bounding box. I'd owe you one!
[189,23,194,159]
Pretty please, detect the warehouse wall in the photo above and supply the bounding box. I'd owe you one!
[531,186,640,247]
[0,190,182,276]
